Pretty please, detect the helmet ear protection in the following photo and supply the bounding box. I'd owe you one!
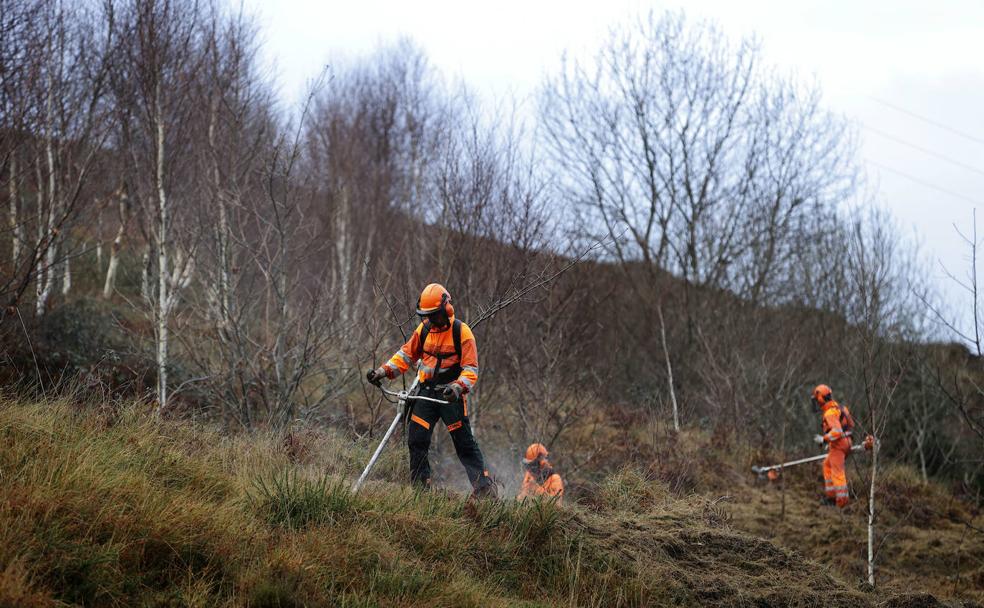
[441,292,454,318]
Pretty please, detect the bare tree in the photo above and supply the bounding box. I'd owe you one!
[842,206,924,587]
[109,0,206,412]
[921,212,984,444]
[173,5,341,429]
[538,11,858,434]
[540,10,858,306]
[0,0,112,319]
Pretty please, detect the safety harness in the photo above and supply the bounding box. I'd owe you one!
[417,318,462,388]
[403,319,463,432]
[838,404,855,437]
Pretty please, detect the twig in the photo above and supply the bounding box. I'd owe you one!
[170,375,212,398]
[469,238,606,330]
[15,306,45,397]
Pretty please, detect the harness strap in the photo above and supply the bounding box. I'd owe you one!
[839,404,854,433]
[418,319,462,386]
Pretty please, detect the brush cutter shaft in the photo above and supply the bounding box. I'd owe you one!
[752,444,865,474]
[352,409,403,492]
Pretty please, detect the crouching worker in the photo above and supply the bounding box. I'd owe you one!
[518,443,564,504]
[367,283,496,499]
[811,384,854,508]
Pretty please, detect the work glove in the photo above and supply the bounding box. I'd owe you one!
[813,434,826,445]
[366,368,386,386]
[441,383,463,402]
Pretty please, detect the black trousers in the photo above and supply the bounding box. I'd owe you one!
[407,385,492,490]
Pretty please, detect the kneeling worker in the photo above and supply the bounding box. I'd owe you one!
[518,443,564,503]
[367,283,496,498]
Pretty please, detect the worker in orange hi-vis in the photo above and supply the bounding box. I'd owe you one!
[367,283,496,499]
[811,384,855,508]
[518,443,564,503]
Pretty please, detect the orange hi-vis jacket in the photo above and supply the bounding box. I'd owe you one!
[382,316,479,393]
[519,463,564,503]
[821,400,853,450]
[821,400,853,507]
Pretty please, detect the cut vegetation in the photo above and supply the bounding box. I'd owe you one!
[1,398,980,607]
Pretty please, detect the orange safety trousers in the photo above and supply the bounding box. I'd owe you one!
[823,438,851,508]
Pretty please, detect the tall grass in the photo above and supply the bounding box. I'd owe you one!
[248,470,359,529]
[2,396,966,607]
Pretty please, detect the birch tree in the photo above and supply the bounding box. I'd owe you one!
[843,206,924,587]
[305,41,445,328]
[102,183,129,298]
[110,0,204,412]
[0,0,38,286]
[1,0,112,319]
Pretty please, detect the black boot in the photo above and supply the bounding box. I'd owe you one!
[471,482,498,500]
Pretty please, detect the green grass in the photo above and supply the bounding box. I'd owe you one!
[0,396,968,607]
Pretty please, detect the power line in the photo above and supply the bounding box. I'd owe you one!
[862,124,984,178]
[864,158,984,206]
[870,97,984,146]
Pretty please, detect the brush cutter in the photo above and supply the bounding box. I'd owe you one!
[351,379,451,493]
[751,434,877,480]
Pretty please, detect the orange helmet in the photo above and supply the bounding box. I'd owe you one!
[416,283,454,318]
[812,384,832,404]
[523,443,548,464]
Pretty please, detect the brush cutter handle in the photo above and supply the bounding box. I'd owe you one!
[407,393,450,405]
[377,386,450,406]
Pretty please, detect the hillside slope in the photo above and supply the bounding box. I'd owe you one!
[0,398,977,607]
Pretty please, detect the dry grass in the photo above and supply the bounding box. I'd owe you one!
[598,421,984,605]
[0,397,975,607]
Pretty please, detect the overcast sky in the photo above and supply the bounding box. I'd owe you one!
[245,0,984,324]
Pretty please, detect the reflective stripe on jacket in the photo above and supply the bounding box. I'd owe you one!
[382,317,479,392]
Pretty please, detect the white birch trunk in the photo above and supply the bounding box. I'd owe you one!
[140,245,152,304]
[274,266,287,390]
[155,97,170,414]
[916,427,928,483]
[170,248,194,291]
[272,223,289,418]
[356,225,375,320]
[36,72,58,317]
[209,99,232,333]
[61,256,71,296]
[657,304,680,432]
[9,156,22,269]
[102,191,127,298]
[335,186,351,324]
[867,439,878,586]
[216,191,230,327]
[35,157,45,316]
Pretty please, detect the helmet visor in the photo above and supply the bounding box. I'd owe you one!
[419,309,449,328]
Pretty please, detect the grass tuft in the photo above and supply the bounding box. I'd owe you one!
[248,470,357,530]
